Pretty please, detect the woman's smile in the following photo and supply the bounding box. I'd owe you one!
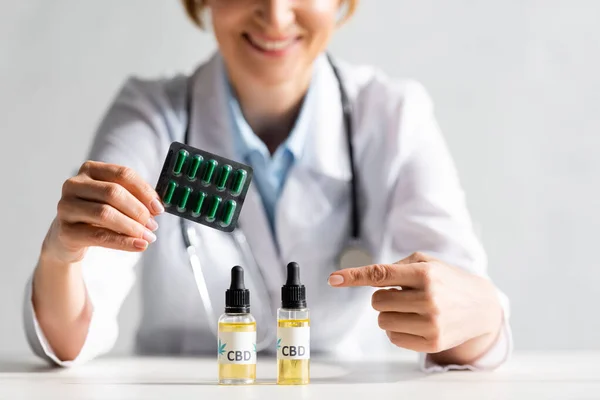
[242,32,302,57]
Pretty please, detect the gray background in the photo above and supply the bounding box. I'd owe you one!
[1,0,598,356]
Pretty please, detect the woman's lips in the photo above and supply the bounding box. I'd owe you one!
[243,33,301,56]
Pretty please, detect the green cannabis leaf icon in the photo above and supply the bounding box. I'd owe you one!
[276,338,282,350]
[218,339,227,356]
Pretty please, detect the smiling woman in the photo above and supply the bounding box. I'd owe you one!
[25,0,511,379]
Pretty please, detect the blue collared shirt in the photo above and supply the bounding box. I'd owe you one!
[224,69,317,236]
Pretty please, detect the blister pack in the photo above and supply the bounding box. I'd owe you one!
[155,142,253,232]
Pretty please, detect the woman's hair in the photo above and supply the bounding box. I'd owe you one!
[182,0,358,30]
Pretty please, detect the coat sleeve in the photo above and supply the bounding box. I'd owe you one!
[378,80,513,372]
[23,249,140,366]
[23,76,185,366]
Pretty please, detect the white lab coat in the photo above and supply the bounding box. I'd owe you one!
[23,52,512,371]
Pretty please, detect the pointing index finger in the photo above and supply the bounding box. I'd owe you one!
[328,263,426,289]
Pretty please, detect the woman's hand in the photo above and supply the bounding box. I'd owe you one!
[43,160,165,264]
[327,252,503,365]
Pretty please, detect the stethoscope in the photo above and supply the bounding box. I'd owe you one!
[180,54,374,351]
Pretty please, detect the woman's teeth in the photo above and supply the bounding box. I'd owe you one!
[247,35,296,51]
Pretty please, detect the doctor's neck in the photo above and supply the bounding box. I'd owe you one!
[228,66,313,154]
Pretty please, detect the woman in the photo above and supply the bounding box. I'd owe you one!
[24,0,511,371]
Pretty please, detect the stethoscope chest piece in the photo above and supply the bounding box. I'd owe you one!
[338,242,374,270]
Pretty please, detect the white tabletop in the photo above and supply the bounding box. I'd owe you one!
[0,352,599,399]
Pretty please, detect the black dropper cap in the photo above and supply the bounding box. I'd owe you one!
[225,266,250,314]
[281,262,306,309]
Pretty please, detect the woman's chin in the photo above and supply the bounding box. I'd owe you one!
[240,64,306,87]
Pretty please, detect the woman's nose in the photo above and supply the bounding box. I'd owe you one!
[256,0,295,32]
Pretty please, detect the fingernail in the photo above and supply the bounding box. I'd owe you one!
[133,239,148,250]
[143,230,157,243]
[146,218,159,232]
[150,199,165,214]
[328,275,344,286]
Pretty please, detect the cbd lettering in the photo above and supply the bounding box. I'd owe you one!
[282,345,306,357]
[227,350,253,362]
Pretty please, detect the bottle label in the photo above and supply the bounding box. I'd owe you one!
[218,331,257,364]
[277,327,310,360]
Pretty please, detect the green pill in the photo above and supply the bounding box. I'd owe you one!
[187,155,203,180]
[163,181,177,206]
[202,159,218,184]
[174,149,188,175]
[178,186,192,211]
[220,200,237,227]
[193,192,207,216]
[206,196,222,221]
[216,165,232,191]
[231,169,247,195]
